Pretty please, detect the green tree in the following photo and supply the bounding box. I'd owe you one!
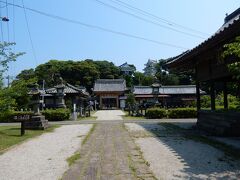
[0,88,16,111]
[126,93,136,107]
[222,36,240,100]
[122,74,133,87]
[72,61,100,90]
[222,36,240,81]
[33,59,120,90]
[133,71,155,86]
[0,42,25,88]
[34,60,67,87]
[0,42,25,111]
[16,68,35,81]
[91,60,120,79]
[133,71,144,85]
[11,78,37,109]
[142,75,155,86]
[0,77,37,111]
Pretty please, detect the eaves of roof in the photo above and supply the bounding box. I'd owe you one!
[167,11,240,68]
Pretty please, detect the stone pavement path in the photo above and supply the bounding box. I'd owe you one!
[62,123,156,180]
[92,110,125,120]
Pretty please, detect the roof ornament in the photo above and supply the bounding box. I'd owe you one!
[1,17,9,22]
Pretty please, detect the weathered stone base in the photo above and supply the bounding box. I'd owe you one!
[197,110,240,136]
[25,115,49,130]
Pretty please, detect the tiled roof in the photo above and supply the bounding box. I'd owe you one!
[159,85,197,94]
[133,85,204,95]
[119,62,128,68]
[119,62,134,72]
[93,79,126,92]
[133,86,152,94]
[167,8,240,66]
[44,83,89,96]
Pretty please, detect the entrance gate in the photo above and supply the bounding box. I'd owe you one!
[102,98,117,109]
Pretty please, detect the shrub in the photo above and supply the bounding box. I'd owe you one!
[146,108,166,119]
[201,95,211,108]
[167,108,197,118]
[42,108,70,121]
[0,110,33,122]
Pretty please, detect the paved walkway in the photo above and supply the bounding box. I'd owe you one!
[92,110,125,120]
[62,123,156,180]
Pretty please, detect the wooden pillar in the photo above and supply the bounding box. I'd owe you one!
[116,96,119,108]
[210,81,216,110]
[223,82,228,110]
[100,96,103,109]
[196,80,201,111]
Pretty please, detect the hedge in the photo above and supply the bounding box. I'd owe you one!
[145,108,197,119]
[167,108,197,118]
[0,111,34,122]
[146,108,166,119]
[42,108,70,121]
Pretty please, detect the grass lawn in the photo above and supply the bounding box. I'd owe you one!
[0,125,58,154]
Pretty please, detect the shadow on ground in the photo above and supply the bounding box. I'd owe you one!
[131,122,240,179]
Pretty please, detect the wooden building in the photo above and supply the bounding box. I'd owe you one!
[93,79,127,109]
[133,85,203,107]
[41,83,89,109]
[167,8,240,136]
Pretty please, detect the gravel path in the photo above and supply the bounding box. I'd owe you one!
[92,110,125,120]
[125,123,240,179]
[0,124,92,180]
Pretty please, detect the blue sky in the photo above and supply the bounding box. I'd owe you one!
[0,0,239,80]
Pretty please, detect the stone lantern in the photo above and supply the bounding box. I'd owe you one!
[26,83,48,130]
[151,83,161,104]
[30,83,41,115]
[54,77,66,108]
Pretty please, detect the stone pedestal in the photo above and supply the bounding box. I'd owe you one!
[25,115,49,130]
